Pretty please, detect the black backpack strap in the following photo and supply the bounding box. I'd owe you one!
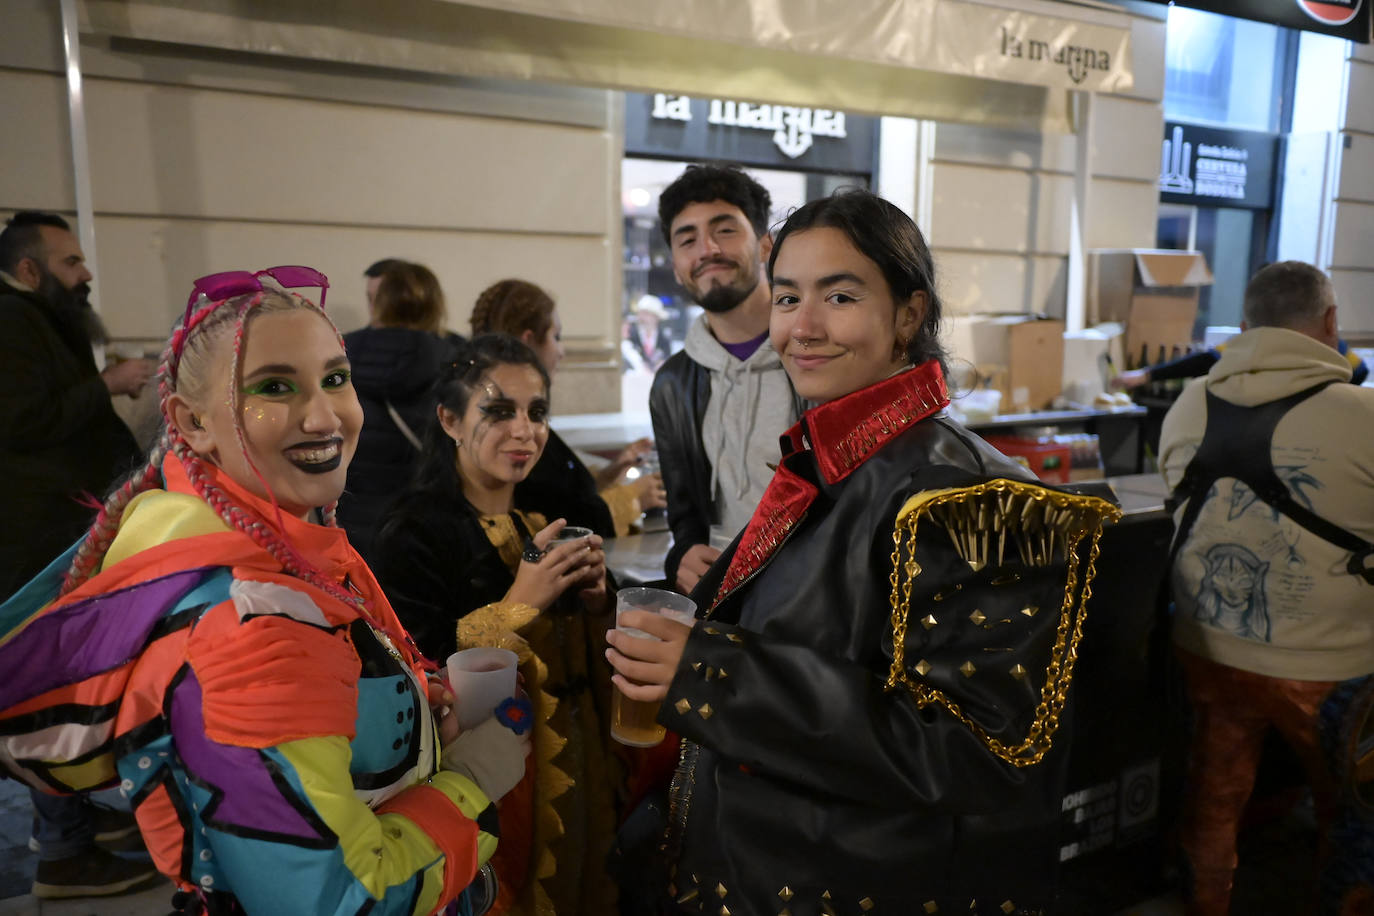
[1167,380,1374,584]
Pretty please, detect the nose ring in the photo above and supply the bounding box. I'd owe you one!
[799,339,811,350]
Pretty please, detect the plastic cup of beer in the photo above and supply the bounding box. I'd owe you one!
[446,647,519,730]
[611,587,697,747]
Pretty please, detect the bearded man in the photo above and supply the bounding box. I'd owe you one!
[649,165,800,593]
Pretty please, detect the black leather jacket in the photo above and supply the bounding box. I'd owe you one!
[648,351,713,586]
[658,364,1094,916]
[649,350,803,587]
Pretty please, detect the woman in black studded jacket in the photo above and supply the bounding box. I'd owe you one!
[606,190,1119,916]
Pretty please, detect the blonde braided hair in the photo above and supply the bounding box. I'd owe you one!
[60,286,355,608]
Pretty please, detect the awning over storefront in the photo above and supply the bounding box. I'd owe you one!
[80,0,1136,132]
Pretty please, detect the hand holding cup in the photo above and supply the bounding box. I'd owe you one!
[506,519,601,611]
[604,587,696,746]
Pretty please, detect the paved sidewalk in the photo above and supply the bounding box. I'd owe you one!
[0,780,169,916]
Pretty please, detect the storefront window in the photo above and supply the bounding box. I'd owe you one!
[1159,6,1292,334]
[1164,6,1287,132]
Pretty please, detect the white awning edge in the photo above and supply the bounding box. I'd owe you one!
[81,0,1104,132]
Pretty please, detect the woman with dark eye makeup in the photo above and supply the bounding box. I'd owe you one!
[372,333,622,916]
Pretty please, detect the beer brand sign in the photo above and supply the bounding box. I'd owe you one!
[1150,0,1369,42]
[1158,122,1279,211]
[650,93,847,160]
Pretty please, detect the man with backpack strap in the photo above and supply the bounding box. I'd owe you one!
[1160,261,1374,916]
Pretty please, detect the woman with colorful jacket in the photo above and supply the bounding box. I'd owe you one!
[0,270,527,915]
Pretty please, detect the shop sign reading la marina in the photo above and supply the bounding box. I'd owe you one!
[651,93,847,160]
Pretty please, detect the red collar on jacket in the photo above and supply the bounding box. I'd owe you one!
[709,361,948,611]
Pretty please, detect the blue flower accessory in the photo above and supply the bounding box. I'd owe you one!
[495,696,533,735]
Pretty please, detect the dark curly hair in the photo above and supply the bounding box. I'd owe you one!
[409,333,551,506]
[768,189,948,372]
[657,164,771,246]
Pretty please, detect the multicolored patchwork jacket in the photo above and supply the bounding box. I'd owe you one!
[0,456,497,915]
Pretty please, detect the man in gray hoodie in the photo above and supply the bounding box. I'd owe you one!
[649,165,799,594]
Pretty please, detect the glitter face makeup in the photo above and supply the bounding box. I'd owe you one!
[188,310,363,518]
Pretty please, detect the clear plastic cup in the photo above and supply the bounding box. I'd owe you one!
[611,587,696,747]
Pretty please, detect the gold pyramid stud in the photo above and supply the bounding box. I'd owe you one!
[1021,605,1039,617]
[1001,902,1016,914]
[1010,664,1027,680]
[675,698,692,714]
[692,662,702,671]
[959,661,977,677]
[969,609,986,625]
[860,898,875,911]
[821,891,832,900]
[924,903,939,914]
[922,614,938,630]
[716,883,728,898]
[698,703,714,720]
[778,888,794,902]
[915,659,932,677]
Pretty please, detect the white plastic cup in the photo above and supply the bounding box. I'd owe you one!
[611,587,697,747]
[446,647,519,730]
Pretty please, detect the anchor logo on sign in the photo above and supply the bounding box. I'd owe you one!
[773,108,816,159]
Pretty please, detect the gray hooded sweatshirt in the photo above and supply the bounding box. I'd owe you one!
[683,314,797,538]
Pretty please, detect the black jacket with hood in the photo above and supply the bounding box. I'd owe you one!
[337,326,460,561]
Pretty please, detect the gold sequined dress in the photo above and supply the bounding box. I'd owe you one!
[373,490,623,916]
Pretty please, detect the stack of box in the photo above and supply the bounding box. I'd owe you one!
[1086,250,1213,366]
[944,314,1066,412]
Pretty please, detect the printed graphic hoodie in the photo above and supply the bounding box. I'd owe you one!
[1160,326,1374,680]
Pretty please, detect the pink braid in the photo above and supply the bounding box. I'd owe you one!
[60,435,170,595]
[58,286,420,657]
[59,326,186,595]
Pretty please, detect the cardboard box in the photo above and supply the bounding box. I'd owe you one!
[1087,250,1212,366]
[946,314,1066,411]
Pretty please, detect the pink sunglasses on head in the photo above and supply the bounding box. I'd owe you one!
[183,265,329,328]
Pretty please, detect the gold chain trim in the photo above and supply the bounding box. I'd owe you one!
[886,481,1119,768]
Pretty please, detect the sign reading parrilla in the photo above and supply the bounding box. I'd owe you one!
[650,93,847,160]
[998,26,1114,84]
